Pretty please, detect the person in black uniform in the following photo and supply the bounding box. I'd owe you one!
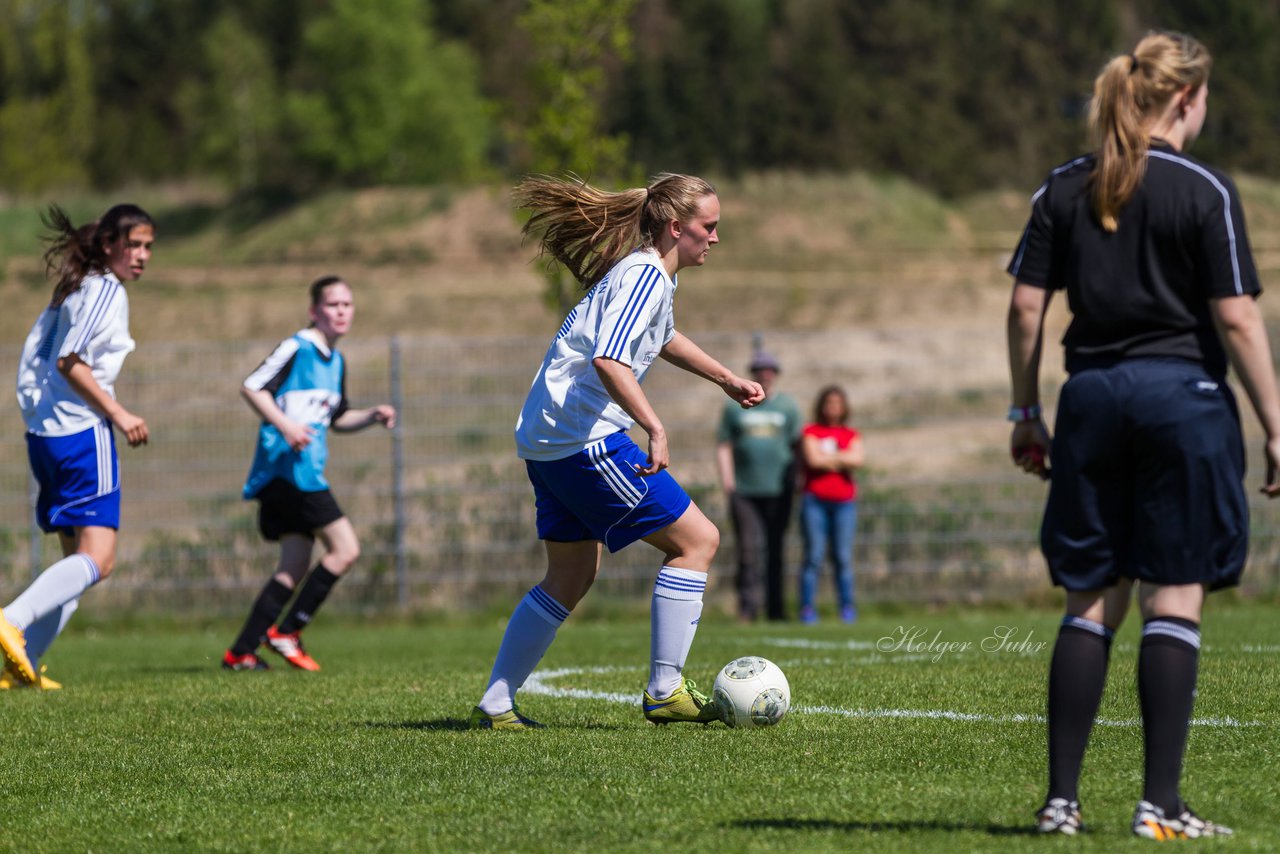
[1007,30,1280,840]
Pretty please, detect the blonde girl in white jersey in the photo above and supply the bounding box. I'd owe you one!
[470,173,764,729]
[1,204,154,689]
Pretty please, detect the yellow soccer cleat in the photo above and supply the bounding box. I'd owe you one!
[642,678,722,725]
[37,667,62,690]
[0,666,60,691]
[0,613,36,685]
[468,705,544,731]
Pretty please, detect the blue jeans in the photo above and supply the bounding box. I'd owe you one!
[799,494,856,610]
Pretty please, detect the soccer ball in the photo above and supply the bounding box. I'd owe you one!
[712,656,791,728]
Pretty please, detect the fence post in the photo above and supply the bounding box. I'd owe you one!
[390,336,409,610]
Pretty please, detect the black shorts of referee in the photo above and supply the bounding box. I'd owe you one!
[1042,357,1247,592]
[256,477,346,541]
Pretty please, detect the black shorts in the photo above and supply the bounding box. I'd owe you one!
[1042,359,1248,592]
[256,478,345,542]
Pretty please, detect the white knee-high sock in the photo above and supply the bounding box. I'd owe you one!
[478,585,570,715]
[3,555,99,631]
[648,566,706,699]
[23,598,80,668]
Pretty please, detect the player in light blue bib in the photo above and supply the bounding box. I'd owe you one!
[1,204,156,689]
[221,276,395,673]
[469,173,765,729]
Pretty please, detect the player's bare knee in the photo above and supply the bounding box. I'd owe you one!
[93,554,116,580]
[327,544,359,574]
[705,521,721,556]
[670,525,718,570]
[690,519,720,564]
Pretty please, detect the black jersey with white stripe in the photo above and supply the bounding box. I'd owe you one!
[1009,140,1260,376]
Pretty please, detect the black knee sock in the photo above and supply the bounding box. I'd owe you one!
[231,579,293,655]
[277,565,341,634]
[1139,617,1200,814]
[1046,616,1114,802]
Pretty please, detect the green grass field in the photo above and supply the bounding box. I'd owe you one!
[4,603,1276,853]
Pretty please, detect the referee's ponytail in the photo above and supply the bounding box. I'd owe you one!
[1088,31,1211,233]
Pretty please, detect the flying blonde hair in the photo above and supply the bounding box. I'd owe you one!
[513,172,717,286]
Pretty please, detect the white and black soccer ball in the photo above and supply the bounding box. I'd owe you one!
[712,656,791,728]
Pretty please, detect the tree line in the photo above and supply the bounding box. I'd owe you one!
[3,0,1279,199]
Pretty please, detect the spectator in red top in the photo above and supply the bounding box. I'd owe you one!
[798,385,864,624]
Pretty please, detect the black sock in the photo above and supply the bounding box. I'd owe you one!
[1046,616,1114,803]
[277,565,341,634]
[1139,617,1200,815]
[230,579,293,655]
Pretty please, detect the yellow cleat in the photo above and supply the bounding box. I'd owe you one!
[468,705,544,730]
[642,678,722,725]
[0,665,59,691]
[0,613,36,685]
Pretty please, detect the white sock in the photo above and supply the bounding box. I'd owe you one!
[479,585,569,715]
[23,598,80,669]
[648,566,706,699]
[3,555,99,631]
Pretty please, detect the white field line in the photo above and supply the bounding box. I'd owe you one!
[523,666,1264,729]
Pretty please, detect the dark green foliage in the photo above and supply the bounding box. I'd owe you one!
[4,1,1280,195]
[284,0,493,186]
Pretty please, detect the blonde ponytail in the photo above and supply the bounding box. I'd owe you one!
[514,173,716,286]
[1088,32,1211,232]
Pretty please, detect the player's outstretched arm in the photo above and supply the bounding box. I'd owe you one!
[660,331,764,408]
[332,405,397,433]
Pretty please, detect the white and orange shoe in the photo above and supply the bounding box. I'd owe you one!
[1036,797,1082,835]
[265,626,321,671]
[1132,800,1232,840]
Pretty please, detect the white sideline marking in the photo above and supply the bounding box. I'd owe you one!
[761,638,881,651]
[523,667,1263,729]
[526,667,637,705]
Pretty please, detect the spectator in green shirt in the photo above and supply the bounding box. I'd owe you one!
[716,349,802,621]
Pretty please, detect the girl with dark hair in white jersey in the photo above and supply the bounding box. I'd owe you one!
[1008,31,1280,838]
[1,204,155,690]
[469,173,765,729]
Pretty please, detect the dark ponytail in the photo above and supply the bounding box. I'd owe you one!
[42,203,154,306]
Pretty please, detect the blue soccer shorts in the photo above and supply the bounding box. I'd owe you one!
[1042,358,1247,591]
[26,422,121,534]
[525,431,693,553]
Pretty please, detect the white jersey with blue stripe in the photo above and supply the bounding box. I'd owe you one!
[516,248,677,461]
[16,272,134,437]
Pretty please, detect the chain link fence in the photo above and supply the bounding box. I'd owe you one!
[2,327,1277,616]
